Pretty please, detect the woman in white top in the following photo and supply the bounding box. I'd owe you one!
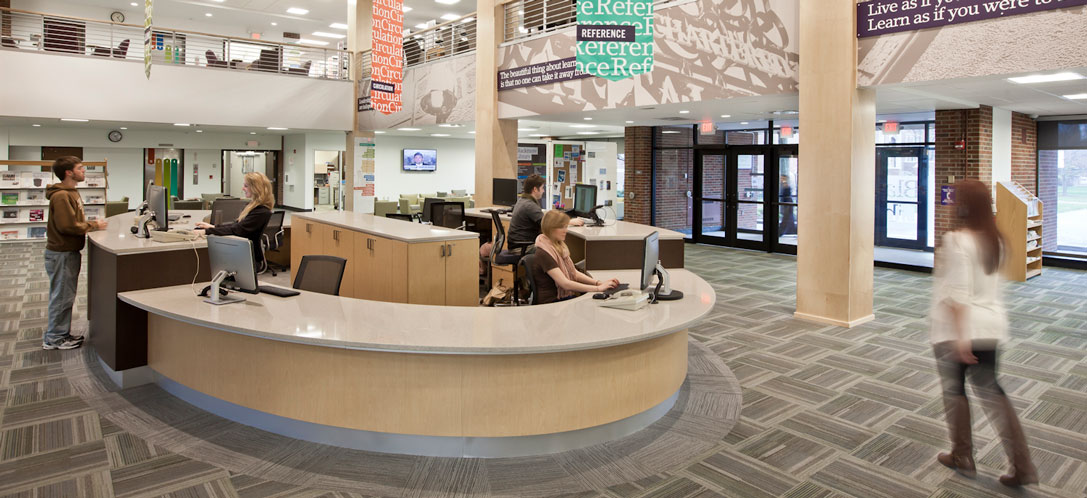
[931,180,1036,487]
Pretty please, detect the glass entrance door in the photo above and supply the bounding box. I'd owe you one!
[693,151,728,244]
[731,148,769,250]
[773,147,799,254]
[876,147,929,249]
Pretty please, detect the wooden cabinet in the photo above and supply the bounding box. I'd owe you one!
[321,224,356,298]
[406,239,479,306]
[444,239,479,306]
[354,232,408,303]
[290,218,320,277]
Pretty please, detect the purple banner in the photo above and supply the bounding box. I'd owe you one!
[858,0,1087,38]
[497,57,592,91]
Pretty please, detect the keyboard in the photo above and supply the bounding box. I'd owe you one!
[259,285,300,297]
[483,208,512,214]
[602,283,630,297]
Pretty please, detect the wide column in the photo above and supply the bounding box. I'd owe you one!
[473,0,517,207]
[795,0,876,328]
[345,0,374,212]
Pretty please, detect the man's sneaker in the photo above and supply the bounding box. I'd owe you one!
[43,337,83,350]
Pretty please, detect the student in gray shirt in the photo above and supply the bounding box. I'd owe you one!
[508,174,583,247]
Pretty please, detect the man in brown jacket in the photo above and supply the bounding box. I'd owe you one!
[44,156,107,350]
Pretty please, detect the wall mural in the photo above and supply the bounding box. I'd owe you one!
[357,53,476,130]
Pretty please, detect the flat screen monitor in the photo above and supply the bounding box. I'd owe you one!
[640,231,659,291]
[147,185,168,232]
[207,235,259,294]
[403,149,437,172]
[493,178,518,207]
[573,184,597,217]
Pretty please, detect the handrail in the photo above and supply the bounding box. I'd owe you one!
[402,11,476,67]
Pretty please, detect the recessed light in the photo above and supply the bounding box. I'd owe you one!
[374,130,386,134]
[435,0,460,4]
[661,130,680,134]
[625,121,634,124]
[330,22,349,30]
[584,117,592,121]
[678,110,689,114]
[205,13,212,17]
[32,124,41,127]
[461,17,474,23]
[173,123,190,126]
[271,22,277,26]
[313,31,345,39]
[440,13,460,21]
[468,131,476,134]
[570,124,596,128]
[210,0,224,2]
[267,127,288,130]
[60,118,89,122]
[431,133,450,137]
[196,130,203,133]
[298,39,329,46]
[740,121,749,125]
[1007,72,1083,84]
[286,7,308,15]
[1064,93,1087,99]
[119,127,127,130]
[720,114,730,118]
[130,2,137,6]
[877,119,887,123]
[530,134,548,137]
[398,127,421,131]
[403,5,413,11]
[250,132,256,135]
[577,132,599,135]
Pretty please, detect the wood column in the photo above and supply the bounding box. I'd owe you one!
[474,0,518,207]
[795,0,876,328]
[346,0,374,212]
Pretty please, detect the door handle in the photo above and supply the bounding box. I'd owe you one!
[447,244,452,257]
[440,244,446,257]
[305,223,312,234]
[333,230,340,242]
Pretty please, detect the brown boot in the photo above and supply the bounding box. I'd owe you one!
[937,452,977,478]
[938,394,976,478]
[984,395,1037,487]
[999,471,1039,487]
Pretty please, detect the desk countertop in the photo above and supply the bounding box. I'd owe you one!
[293,211,478,243]
[465,207,686,241]
[118,269,714,355]
[89,210,209,255]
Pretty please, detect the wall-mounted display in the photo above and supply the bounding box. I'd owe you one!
[402,149,437,172]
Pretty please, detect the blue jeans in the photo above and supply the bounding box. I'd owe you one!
[45,249,81,345]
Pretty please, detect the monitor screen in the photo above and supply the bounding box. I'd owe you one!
[207,235,259,293]
[403,149,437,171]
[640,231,659,291]
[148,185,168,232]
[573,184,597,216]
[493,178,518,207]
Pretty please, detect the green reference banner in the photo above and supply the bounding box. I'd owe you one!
[575,0,654,81]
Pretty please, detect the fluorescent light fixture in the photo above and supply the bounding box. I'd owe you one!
[267,127,288,130]
[271,22,277,26]
[431,133,450,137]
[461,17,474,23]
[196,130,203,133]
[413,34,422,39]
[250,132,257,135]
[720,114,730,118]
[173,123,190,127]
[438,123,463,128]
[298,39,329,46]
[584,117,592,121]
[330,22,349,29]
[1064,93,1087,99]
[32,124,41,127]
[119,127,127,130]
[440,13,460,21]
[60,118,89,122]
[398,127,421,131]
[661,130,680,134]
[403,5,412,11]
[577,132,599,135]
[205,13,213,17]
[415,23,428,29]
[625,120,634,124]
[877,119,887,123]
[210,0,225,2]
[468,131,476,134]
[678,110,689,114]
[312,31,345,39]
[1007,72,1083,84]
[740,121,749,125]
[286,7,309,15]
[530,133,548,137]
[570,124,596,128]
[130,2,137,6]
[374,130,386,134]
[435,0,460,4]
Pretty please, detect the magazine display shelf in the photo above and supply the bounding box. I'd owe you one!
[0,160,108,242]
[995,181,1043,282]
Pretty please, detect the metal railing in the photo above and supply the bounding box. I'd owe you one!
[0,8,350,80]
[403,13,477,67]
[503,0,576,42]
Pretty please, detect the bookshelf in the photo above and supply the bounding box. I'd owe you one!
[995,180,1043,282]
[0,160,108,242]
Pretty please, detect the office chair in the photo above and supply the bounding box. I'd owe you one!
[420,197,442,224]
[210,198,249,225]
[206,49,228,68]
[518,253,538,305]
[385,213,415,222]
[293,255,347,296]
[489,211,527,304]
[260,211,286,276]
[430,202,465,230]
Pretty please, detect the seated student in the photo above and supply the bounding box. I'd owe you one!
[532,210,618,303]
[508,174,583,248]
[194,171,274,267]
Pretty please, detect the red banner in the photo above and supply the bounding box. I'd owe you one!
[371,0,404,114]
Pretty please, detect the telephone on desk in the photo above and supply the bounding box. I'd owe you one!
[598,289,649,311]
[149,229,200,243]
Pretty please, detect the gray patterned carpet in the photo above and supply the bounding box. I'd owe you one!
[1,240,1086,497]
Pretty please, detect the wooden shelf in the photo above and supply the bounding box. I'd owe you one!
[1026,268,1042,279]
[1027,220,1043,229]
[997,181,1043,282]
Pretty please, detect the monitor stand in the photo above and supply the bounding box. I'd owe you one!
[652,264,683,302]
[204,270,246,305]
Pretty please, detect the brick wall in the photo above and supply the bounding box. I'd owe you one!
[933,106,993,245]
[1038,149,1059,251]
[653,148,693,231]
[623,126,652,224]
[1011,112,1038,193]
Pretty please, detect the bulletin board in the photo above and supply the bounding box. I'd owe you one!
[551,143,584,210]
[516,143,547,208]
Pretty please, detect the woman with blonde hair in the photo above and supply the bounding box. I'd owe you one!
[195,171,274,267]
[531,210,618,303]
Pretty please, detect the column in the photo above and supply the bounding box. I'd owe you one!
[623,127,653,225]
[933,106,993,246]
[473,0,517,207]
[345,0,373,212]
[795,0,876,328]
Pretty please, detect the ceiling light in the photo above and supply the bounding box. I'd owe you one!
[120,127,127,130]
[271,22,277,26]
[32,124,41,127]
[1064,93,1087,99]
[530,133,548,137]
[584,117,592,121]
[678,110,689,114]
[298,39,329,46]
[415,23,428,29]
[210,0,225,2]
[250,132,256,134]
[267,127,288,130]
[196,130,203,133]
[461,17,474,23]
[877,119,887,123]
[205,13,213,17]
[661,130,680,134]
[312,31,345,39]
[286,7,309,15]
[399,127,421,131]
[60,118,89,122]
[1007,72,1084,84]
[130,2,137,6]
[173,123,190,126]
[720,114,730,118]
[374,130,386,134]
[625,120,634,124]
[468,131,476,134]
[570,124,596,128]
[431,133,450,137]
[435,0,460,4]
[330,23,349,30]
[577,132,599,135]
[740,121,749,125]
[440,13,460,21]
[438,123,463,128]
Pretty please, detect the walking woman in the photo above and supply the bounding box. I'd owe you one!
[931,180,1036,487]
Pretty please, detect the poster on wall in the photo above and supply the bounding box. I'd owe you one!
[371,0,404,114]
[353,135,376,213]
[575,0,653,80]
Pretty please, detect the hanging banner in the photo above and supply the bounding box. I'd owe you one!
[858,0,1087,38]
[353,136,376,213]
[143,0,153,79]
[575,0,654,81]
[371,0,404,114]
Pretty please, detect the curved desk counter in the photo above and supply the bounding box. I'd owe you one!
[118,269,715,457]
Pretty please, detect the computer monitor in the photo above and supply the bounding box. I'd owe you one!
[205,235,259,305]
[573,184,597,217]
[493,178,518,207]
[641,231,683,301]
[147,185,168,232]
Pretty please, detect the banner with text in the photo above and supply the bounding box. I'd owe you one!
[575,0,654,81]
[858,0,1087,37]
[371,0,404,114]
[499,57,590,91]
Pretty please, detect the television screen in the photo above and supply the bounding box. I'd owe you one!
[403,149,437,171]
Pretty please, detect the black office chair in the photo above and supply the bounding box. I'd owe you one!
[385,213,414,222]
[430,202,465,230]
[293,255,347,296]
[420,197,442,223]
[489,211,527,304]
[210,198,248,225]
[518,253,538,305]
[260,211,286,276]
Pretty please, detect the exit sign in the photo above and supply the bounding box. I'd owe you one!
[699,121,716,135]
[883,121,899,133]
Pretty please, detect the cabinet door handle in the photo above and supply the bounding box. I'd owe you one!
[368,238,374,251]
[333,229,340,241]
[446,243,452,257]
[440,244,446,257]
[305,223,312,234]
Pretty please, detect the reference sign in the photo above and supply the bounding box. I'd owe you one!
[858,0,1087,38]
[371,0,404,114]
[575,0,654,81]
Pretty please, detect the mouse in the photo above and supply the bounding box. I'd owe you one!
[593,293,607,299]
